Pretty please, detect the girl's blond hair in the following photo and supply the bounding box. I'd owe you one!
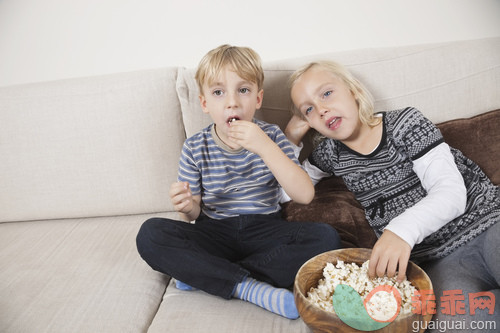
[289,61,378,126]
[195,44,264,95]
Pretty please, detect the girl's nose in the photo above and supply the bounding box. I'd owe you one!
[319,107,329,117]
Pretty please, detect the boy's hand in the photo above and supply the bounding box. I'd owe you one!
[228,120,272,155]
[228,119,314,204]
[285,115,310,146]
[170,181,194,214]
[368,230,411,283]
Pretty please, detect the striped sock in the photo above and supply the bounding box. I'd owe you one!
[175,280,198,291]
[232,277,299,319]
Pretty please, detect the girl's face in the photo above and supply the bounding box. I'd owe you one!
[291,66,366,145]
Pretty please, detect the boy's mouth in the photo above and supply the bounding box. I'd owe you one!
[227,116,240,125]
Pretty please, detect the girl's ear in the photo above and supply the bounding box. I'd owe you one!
[199,95,210,114]
[349,87,360,106]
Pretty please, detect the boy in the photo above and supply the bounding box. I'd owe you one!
[136,45,340,319]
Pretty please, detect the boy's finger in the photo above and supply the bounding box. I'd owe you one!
[177,199,190,210]
[169,183,184,196]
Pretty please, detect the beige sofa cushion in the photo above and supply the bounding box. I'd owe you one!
[177,38,500,140]
[262,37,500,126]
[0,68,185,222]
[0,212,176,333]
[149,279,311,333]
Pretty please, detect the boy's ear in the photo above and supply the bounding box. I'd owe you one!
[256,89,264,110]
[199,94,210,114]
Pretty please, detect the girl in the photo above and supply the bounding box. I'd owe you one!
[285,60,499,328]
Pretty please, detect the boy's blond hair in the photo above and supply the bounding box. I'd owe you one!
[195,44,264,95]
[289,61,378,127]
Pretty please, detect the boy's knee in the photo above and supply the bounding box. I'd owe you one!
[136,218,163,251]
[318,223,341,249]
[304,222,341,250]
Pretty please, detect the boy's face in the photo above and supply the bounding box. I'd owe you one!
[199,66,263,147]
[291,67,363,144]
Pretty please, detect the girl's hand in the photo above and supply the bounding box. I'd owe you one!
[368,230,412,283]
[285,115,310,145]
[170,181,194,214]
[228,120,272,155]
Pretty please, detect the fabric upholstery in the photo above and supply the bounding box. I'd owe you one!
[1,38,499,333]
[262,37,500,127]
[148,279,311,333]
[177,38,500,142]
[0,68,185,222]
[282,176,377,249]
[0,213,176,333]
[437,109,500,186]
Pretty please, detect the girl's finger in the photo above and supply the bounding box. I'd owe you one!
[386,256,398,278]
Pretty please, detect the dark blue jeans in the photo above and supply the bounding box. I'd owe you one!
[136,213,340,299]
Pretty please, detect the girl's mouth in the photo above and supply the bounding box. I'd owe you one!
[327,117,341,130]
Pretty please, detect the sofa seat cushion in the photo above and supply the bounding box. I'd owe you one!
[0,213,176,333]
[148,279,312,333]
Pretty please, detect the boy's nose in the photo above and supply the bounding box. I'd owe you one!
[226,92,239,108]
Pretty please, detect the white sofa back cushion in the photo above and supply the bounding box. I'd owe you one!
[0,68,184,222]
[177,38,500,139]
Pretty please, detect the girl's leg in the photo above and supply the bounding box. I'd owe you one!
[421,222,499,332]
[136,217,248,299]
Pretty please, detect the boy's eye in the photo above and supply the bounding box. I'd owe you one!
[239,87,250,94]
[213,89,223,96]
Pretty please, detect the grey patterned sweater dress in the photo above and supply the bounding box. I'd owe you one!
[308,107,500,262]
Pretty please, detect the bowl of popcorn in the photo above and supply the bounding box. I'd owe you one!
[294,248,433,333]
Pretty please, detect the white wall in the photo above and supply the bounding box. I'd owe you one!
[0,0,499,87]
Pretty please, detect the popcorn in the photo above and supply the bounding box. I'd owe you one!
[306,260,417,317]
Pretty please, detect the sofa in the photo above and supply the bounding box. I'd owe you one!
[1,37,499,333]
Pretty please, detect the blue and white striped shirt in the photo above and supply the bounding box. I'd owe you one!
[178,119,299,220]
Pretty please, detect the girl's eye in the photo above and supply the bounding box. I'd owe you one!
[323,90,332,98]
[213,89,223,96]
[239,87,249,94]
[304,106,313,116]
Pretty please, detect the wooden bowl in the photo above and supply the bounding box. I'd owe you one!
[294,248,433,333]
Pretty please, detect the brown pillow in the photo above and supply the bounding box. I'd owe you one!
[282,177,377,249]
[282,109,500,249]
[437,109,500,186]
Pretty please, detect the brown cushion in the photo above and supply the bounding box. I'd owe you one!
[282,109,500,249]
[282,177,377,249]
[437,109,500,186]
